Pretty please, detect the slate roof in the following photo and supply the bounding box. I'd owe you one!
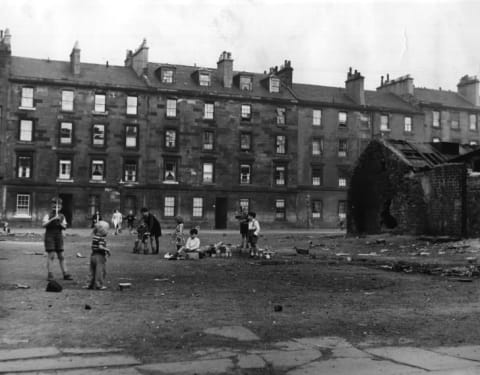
[413,87,476,109]
[144,63,297,101]
[291,83,356,106]
[10,56,147,89]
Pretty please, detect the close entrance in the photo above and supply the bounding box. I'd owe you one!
[215,197,228,229]
[59,193,73,227]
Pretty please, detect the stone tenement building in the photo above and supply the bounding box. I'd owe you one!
[1,28,480,228]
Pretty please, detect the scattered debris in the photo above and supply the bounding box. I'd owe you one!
[76,252,86,258]
[273,305,283,312]
[15,283,30,289]
[154,278,170,282]
[119,283,132,291]
[85,304,92,310]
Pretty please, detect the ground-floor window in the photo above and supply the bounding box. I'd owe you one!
[16,194,30,217]
[275,199,286,220]
[192,197,203,217]
[164,196,175,217]
[312,200,322,219]
[338,200,347,220]
[239,198,250,212]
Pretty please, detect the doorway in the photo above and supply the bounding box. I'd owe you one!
[215,197,228,229]
[59,193,73,227]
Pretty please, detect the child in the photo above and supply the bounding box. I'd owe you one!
[111,209,123,235]
[125,210,136,233]
[133,222,151,254]
[43,197,73,281]
[178,228,201,258]
[247,211,260,257]
[172,216,185,251]
[87,220,111,290]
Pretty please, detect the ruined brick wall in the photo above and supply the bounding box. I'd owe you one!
[466,174,480,236]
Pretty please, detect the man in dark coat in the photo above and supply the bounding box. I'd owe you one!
[141,207,162,254]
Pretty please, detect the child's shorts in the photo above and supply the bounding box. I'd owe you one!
[44,234,64,252]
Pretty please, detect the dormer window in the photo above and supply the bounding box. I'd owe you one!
[162,69,174,84]
[240,76,253,91]
[269,77,280,93]
[199,72,211,86]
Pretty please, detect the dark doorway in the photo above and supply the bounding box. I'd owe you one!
[124,195,137,215]
[215,197,228,229]
[59,193,73,227]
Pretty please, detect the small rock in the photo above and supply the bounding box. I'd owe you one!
[85,304,92,310]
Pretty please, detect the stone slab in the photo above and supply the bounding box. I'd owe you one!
[0,347,60,361]
[294,336,351,349]
[431,346,480,362]
[286,357,428,375]
[5,367,143,375]
[0,354,140,373]
[366,347,479,371]
[426,367,480,374]
[260,349,321,369]
[236,354,265,369]
[61,348,124,355]
[273,340,311,351]
[203,326,259,341]
[331,346,372,359]
[137,358,233,374]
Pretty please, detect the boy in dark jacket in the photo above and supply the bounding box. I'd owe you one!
[141,207,162,254]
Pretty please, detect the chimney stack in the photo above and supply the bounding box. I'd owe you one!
[277,60,293,87]
[125,39,149,76]
[217,51,233,88]
[457,75,480,106]
[70,41,80,75]
[345,67,365,105]
[376,74,414,96]
[0,28,12,54]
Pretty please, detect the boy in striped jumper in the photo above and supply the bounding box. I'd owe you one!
[87,221,111,290]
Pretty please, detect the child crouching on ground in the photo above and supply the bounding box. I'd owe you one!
[87,220,111,290]
[133,222,151,254]
[165,228,200,259]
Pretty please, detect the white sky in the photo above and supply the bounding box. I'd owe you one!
[1,0,479,91]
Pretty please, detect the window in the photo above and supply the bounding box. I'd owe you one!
[275,135,286,154]
[203,131,214,150]
[165,129,177,149]
[59,122,73,145]
[204,103,214,120]
[199,72,211,86]
[338,111,347,127]
[312,168,322,186]
[193,197,203,217]
[124,160,137,182]
[470,140,478,146]
[338,200,347,220]
[470,114,477,131]
[312,200,322,219]
[274,165,286,186]
[432,137,441,143]
[360,113,370,128]
[17,155,32,178]
[338,176,347,187]
[269,77,280,93]
[92,124,105,146]
[313,109,322,126]
[21,87,34,108]
[241,104,252,120]
[125,125,138,148]
[162,69,174,83]
[94,94,106,113]
[240,133,252,151]
[61,90,74,111]
[164,196,175,217]
[16,194,30,216]
[404,116,412,132]
[276,108,286,125]
[240,76,252,91]
[338,139,348,157]
[58,159,72,180]
[91,160,105,181]
[451,112,459,129]
[240,164,251,184]
[163,159,177,182]
[432,111,440,127]
[380,115,390,131]
[275,199,286,219]
[166,99,177,118]
[312,138,323,156]
[202,162,214,183]
[239,198,249,212]
[88,195,100,216]
[19,119,33,141]
[126,96,138,115]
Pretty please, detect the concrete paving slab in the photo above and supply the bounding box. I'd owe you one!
[0,354,140,373]
[294,336,351,349]
[331,346,372,359]
[426,366,480,374]
[286,357,428,375]
[236,354,266,369]
[137,358,233,374]
[5,367,143,375]
[197,350,239,360]
[0,347,61,361]
[431,346,480,362]
[61,348,124,355]
[273,340,311,351]
[260,349,322,369]
[366,347,479,371]
[203,326,260,341]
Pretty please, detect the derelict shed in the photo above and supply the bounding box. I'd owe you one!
[347,139,456,235]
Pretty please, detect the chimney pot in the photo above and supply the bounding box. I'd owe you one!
[381,75,384,85]
[387,73,390,81]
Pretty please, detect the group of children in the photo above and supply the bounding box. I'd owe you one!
[44,197,261,291]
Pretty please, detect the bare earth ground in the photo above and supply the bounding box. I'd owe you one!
[1,229,480,364]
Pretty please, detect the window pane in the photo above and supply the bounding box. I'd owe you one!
[95,94,106,112]
[275,199,285,219]
[338,140,347,157]
[16,194,30,216]
[433,111,440,127]
[270,78,280,93]
[203,163,213,183]
[61,90,74,111]
[240,133,251,150]
[93,125,105,146]
[338,112,347,126]
[312,139,322,156]
[204,103,214,119]
[275,165,286,185]
[239,198,249,212]
[240,76,252,91]
[91,160,104,180]
[241,105,251,119]
[126,125,138,148]
[124,161,137,182]
[199,73,210,86]
[313,109,322,126]
[21,88,33,108]
[165,130,177,148]
[60,122,73,144]
[312,169,322,186]
[59,159,71,179]
[193,197,203,217]
[164,196,175,217]
[240,164,251,184]
[127,96,137,115]
[20,120,32,141]
[470,114,477,130]
[338,200,347,220]
[162,69,174,83]
[166,99,177,117]
[276,108,286,125]
[203,131,214,150]
[312,200,322,219]
[404,117,412,132]
[18,156,31,178]
[380,115,389,130]
[276,135,286,154]
[164,160,176,181]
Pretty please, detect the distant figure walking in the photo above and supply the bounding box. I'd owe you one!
[111,209,123,235]
[125,210,136,233]
[91,210,102,228]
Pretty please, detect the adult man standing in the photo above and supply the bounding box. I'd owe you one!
[43,197,73,281]
[141,207,162,254]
